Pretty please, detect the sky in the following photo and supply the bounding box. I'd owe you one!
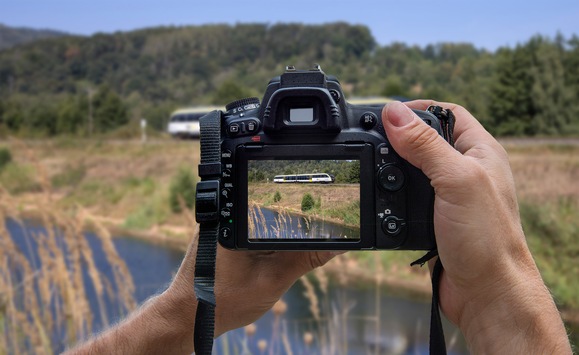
[1,0,578,51]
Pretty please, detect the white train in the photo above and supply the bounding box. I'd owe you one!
[273,173,335,184]
[167,106,222,138]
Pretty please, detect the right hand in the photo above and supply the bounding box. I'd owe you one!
[381,100,571,354]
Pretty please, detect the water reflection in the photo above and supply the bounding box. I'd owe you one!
[6,219,468,354]
[249,206,360,240]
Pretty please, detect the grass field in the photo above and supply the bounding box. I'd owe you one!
[249,182,360,227]
[0,137,578,321]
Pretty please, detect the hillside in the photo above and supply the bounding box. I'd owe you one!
[0,23,70,50]
[0,23,578,136]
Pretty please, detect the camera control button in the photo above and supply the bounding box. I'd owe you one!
[221,188,231,200]
[382,216,404,236]
[220,228,232,239]
[246,120,259,133]
[228,123,240,135]
[360,112,378,130]
[378,165,405,191]
[220,208,231,218]
[221,150,232,159]
[330,89,341,103]
[222,169,232,178]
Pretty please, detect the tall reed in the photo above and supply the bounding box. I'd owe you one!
[0,142,135,354]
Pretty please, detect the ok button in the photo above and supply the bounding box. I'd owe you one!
[378,165,405,191]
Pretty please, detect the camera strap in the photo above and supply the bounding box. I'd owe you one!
[194,110,222,355]
[411,105,456,355]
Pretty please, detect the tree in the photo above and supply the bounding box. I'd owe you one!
[93,85,129,133]
[211,80,252,106]
[301,193,315,212]
[529,38,575,134]
[57,95,86,134]
[488,46,534,135]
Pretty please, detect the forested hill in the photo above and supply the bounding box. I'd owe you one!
[0,23,578,136]
[0,24,70,50]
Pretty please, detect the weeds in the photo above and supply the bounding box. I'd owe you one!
[0,143,136,354]
[0,148,11,171]
[169,167,196,213]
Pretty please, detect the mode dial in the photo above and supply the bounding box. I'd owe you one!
[225,97,260,114]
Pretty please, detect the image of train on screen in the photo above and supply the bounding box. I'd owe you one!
[273,173,335,184]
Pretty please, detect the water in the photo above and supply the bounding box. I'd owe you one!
[249,206,360,240]
[5,219,471,354]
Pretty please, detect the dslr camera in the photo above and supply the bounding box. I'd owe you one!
[196,65,452,251]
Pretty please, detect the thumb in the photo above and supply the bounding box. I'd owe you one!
[382,101,462,183]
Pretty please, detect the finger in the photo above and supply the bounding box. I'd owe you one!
[402,100,500,155]
[272,251,344,281]
[382,101,466,183]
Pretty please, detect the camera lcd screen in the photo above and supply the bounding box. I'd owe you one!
[247,159,360,240]
[289,108,314,122]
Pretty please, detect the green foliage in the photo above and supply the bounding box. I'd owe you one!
[520,198,579,308]
[211,81,253,106]
[489,36,579,136]
[93,85,129,133]
[249,160,358,184]
[301,193,315,212]
[0,24,578,137]
[273,191,281,203]
[0,163,41,194]
[0,147,12,171]
[169,167,196,213]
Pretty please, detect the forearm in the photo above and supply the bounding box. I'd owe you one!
[459,258,572,354]
[65,290,197,355]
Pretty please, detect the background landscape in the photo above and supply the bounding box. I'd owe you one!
[0,21,578,353]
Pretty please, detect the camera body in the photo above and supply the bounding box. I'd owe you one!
[197,66,447,251]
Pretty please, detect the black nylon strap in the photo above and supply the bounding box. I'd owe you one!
[430,258,447,354]
[194,110,222,355]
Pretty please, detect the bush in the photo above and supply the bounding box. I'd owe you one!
[273,191,281,202]
[301,193,315,212]
[169,167,197,213]
[0,147,12,171]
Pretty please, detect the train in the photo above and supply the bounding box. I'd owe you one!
[273,173,335,184]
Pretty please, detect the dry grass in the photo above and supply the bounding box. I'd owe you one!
[1,138,577,353]
[507,145,579,202]
[0,143,136,354]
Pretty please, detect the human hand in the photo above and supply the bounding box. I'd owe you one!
[163,239,341,351]
[382,101,571,353]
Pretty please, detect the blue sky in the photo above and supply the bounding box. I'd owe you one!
[1,0,578,51]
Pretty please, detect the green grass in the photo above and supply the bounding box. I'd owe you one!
[521,197,579,309]
[0,162,41,194]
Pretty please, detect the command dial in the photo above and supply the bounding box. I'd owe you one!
[225,97,260,114]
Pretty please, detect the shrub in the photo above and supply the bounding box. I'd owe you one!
[301,193,315,212]
[169,167,197,213]
[0,147,12,171]
[273,191,282,202]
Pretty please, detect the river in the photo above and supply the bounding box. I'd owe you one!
[5,218,472,354]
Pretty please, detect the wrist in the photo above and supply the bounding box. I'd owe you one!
[459,255,571,354]
[150,287,198,352]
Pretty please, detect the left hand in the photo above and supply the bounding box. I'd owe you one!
[162,237,341,349]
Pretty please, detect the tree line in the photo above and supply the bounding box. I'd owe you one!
[248,160,360,184]
[0,23,577,137]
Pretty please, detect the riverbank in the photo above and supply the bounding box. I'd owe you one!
[1,137,579,326]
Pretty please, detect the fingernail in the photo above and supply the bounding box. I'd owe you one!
[387,101,415,127]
